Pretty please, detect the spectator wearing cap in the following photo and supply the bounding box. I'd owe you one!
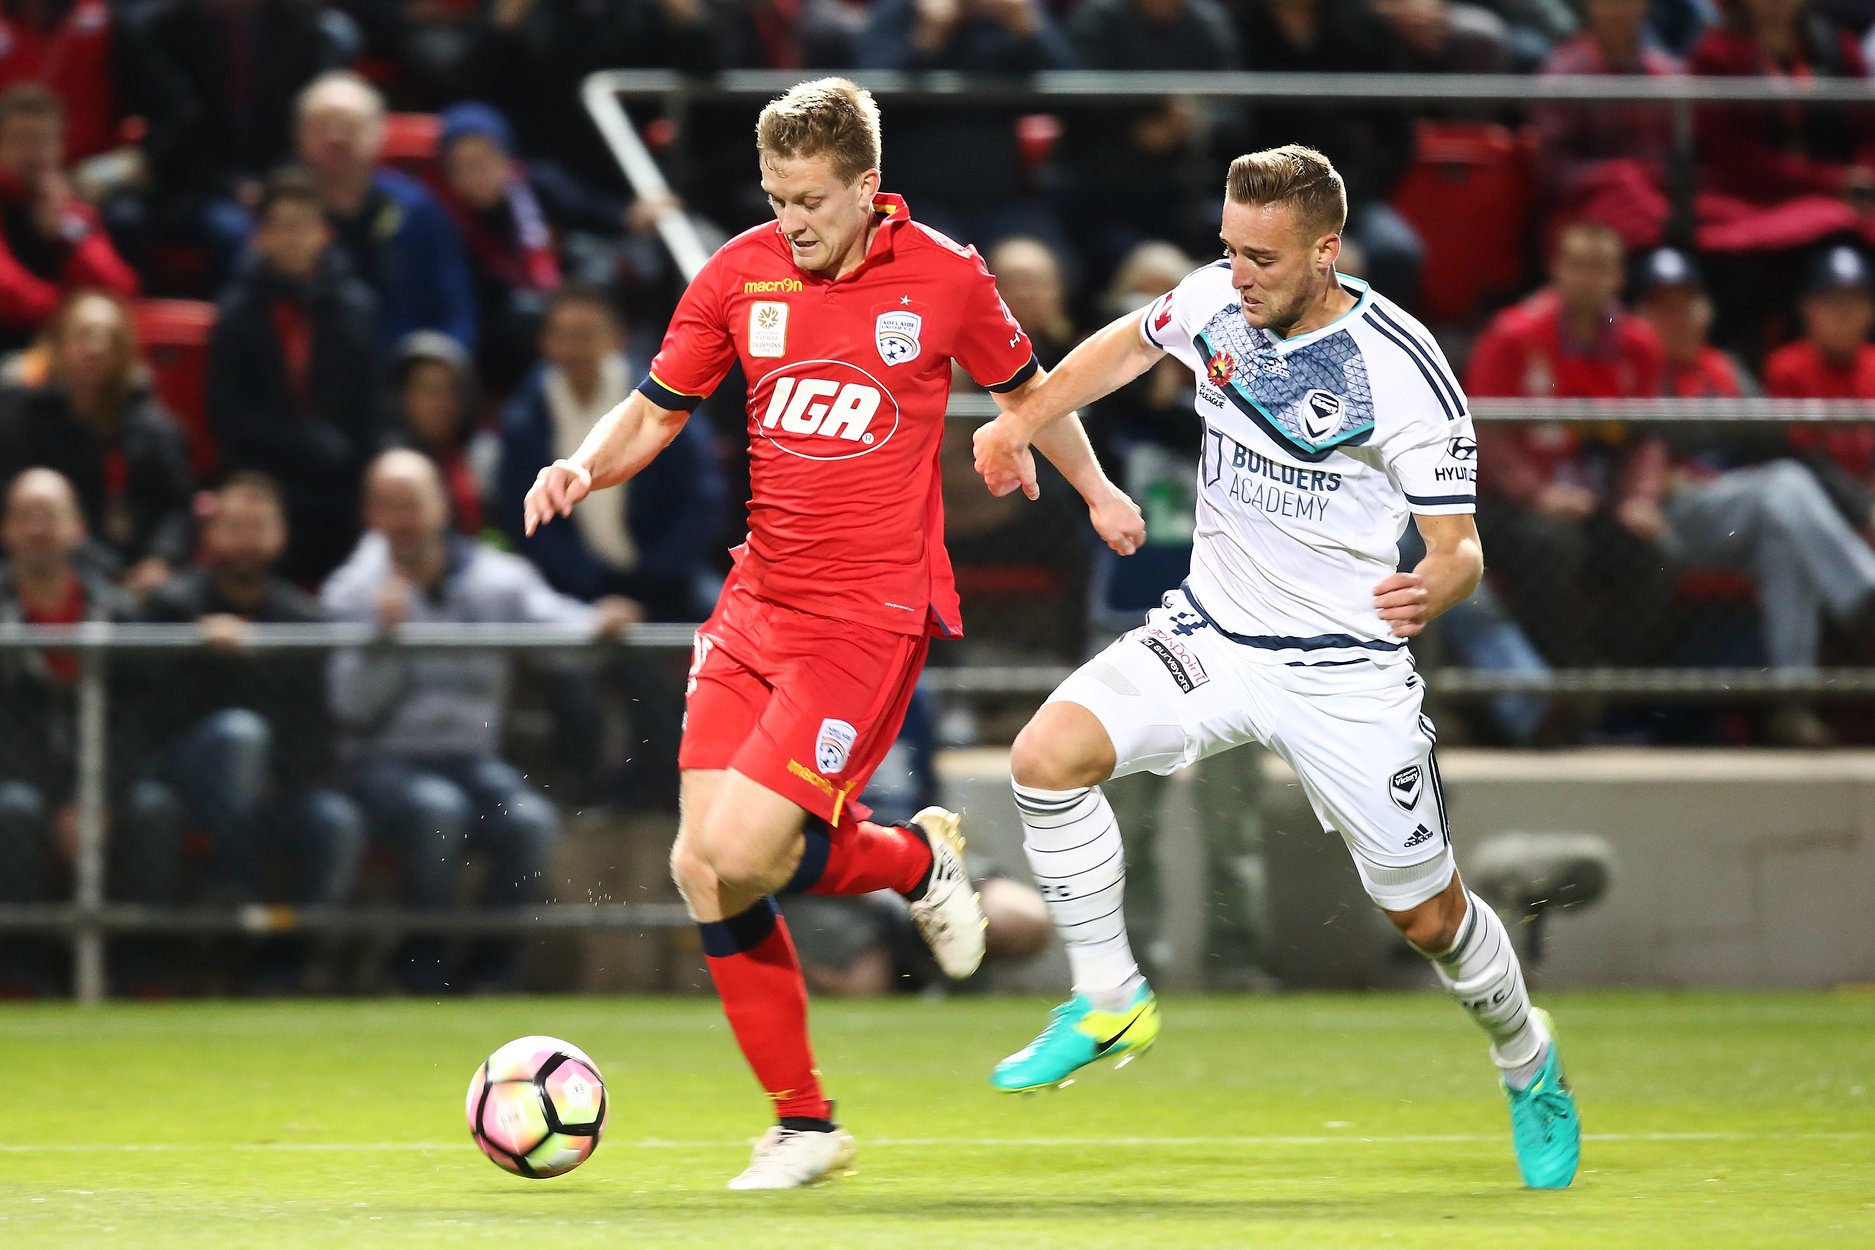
[1533,0,1681,253]
[0,84,136,349]
[1467,221,1671,666]
[1765,244,1875,531]
[1633,247,1756,398]
[295,71,476,353]
[1621,246,1875,742]
[435,102,558,394]
[434,101,672,395]
[208,167,382,583]
[390,330,491,537]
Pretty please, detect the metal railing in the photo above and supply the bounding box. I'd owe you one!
[582,66,1875,287]
[4,574,1874,999]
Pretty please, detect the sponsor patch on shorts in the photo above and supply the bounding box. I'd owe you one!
[1139,628,1209,693]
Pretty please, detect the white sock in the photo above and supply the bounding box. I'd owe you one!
[1014,782,1142,1006]
[1420,890,1546,1082]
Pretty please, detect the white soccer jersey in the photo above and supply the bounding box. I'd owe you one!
[1138,266,1477,664]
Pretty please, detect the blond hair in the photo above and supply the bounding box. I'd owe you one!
[1225,145,1347,238]
[756,78,882,185]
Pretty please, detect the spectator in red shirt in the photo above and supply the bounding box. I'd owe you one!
[0,84,136,350]
[1765,243,1875,525]
[1634,245,1875,742]
[0,0,117,162]
[1533,0,1680,252]
[1466,221,1672,664]
[1632,246,1756,399]
[1689,0,1875,254]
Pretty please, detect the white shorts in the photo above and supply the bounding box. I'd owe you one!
[1049,587,1457,910]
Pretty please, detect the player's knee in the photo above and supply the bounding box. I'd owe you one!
[1010,703,1116,791]
[704,835,785,895]
[669,838,717,907]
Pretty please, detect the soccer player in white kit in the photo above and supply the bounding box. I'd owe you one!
[972,146,1581,1188]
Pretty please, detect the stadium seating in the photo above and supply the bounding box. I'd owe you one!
[1392,121,1536,324]
[133,298,218,477]
[379,112,443,179]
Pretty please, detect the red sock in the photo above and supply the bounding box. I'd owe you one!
[787,819,933,897]
[699,899,829,1122]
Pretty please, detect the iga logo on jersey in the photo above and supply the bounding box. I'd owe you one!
[816,719,858,775]
[875,311,922,365]
[755,359,902,461]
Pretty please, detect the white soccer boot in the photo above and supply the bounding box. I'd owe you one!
[726,1126,858,1190]
[904,806,986,979]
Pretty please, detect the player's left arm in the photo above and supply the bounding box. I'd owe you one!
[996,370,1144,557]
[1375,512,1484,639]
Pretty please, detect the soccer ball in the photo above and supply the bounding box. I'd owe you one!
[466,1035,608,1178]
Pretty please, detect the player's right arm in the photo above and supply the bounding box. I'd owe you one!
[974,306,1166,499]
[522,392,690,536]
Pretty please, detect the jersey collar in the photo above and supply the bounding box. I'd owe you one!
[1272,273,1373,353]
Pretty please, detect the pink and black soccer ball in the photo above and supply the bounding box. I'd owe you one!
[466,1035,608,1178]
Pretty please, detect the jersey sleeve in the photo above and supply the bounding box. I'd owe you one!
[1138,288,1184,351]
[952,251,1039,393]
[1369,324,1477,515]
[638,252,736,412]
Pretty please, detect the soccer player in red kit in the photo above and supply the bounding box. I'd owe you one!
[524,78,1144,1189]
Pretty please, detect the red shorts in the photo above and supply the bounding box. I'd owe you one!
[677,570,930,828]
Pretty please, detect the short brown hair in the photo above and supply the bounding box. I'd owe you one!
[755,78,881,185]
[257,165,323,220]
[219,471,286,514]
[1225,145,1347,238]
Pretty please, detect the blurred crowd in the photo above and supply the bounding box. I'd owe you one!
[5,0,1875,992]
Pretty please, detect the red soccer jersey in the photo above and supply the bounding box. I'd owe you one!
[640,194,1036,637]
[1765,339,1875,478]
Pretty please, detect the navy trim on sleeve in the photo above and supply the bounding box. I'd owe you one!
[1404,491,1476,507]
[983,354,1040,394]
[636,374,705,412]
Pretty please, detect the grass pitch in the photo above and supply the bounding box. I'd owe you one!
[0,992,1869,1249]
